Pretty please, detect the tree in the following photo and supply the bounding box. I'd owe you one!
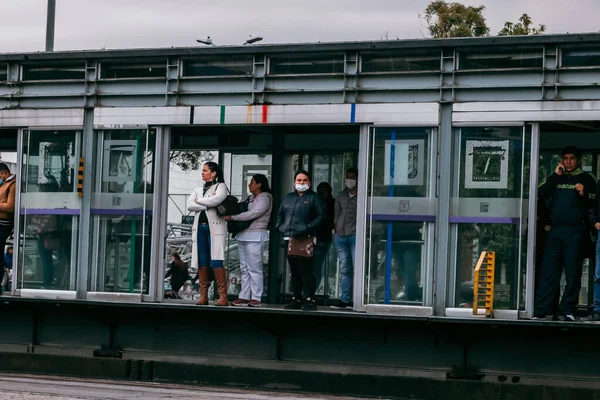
[170,150,216,171]
[423,1,490,38]
[498,14,546,36]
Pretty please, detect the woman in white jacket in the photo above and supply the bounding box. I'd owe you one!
[186,162,229,306]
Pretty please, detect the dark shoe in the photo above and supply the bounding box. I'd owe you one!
[231,298,249,307]
[330,300,352,310]
[564,313,576,322]
[582,311,600,322]
[248,300,262,307]
[302,298,317,311]
[284,298,303,310]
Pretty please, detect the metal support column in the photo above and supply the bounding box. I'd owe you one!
[10,129,24,295]
[267,133,284,304]
[524,123,540,317]
[434,103,453,316]
[352,125,370,311]
[148,127,170,302]
[76,108,94,299]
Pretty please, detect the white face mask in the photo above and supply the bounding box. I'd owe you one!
[345,179,357,190]
[295,183,310,192]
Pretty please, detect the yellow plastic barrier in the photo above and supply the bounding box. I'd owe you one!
[473,251,495,317]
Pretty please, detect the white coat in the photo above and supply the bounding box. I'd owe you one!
[187,182,228,269]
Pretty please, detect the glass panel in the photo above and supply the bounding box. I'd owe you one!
[562,48,600,67]
[182,57,254,77]
[450,127,529,310]
[22,63,86,80]
[223,153,272,299]
[365,128,433,306]
[361,51,440,73]
[458,49,543,70]
[269,54,344,75]
[0,63,7,82]
[101,61,167,79]
[89,129,155,294]
[19,130,79,290]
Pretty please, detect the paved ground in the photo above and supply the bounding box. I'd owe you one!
[0,374,381,400]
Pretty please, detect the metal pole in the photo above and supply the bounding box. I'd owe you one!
[45,0,56,52]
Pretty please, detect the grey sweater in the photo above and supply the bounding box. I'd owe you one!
[334,189,357,237]
[230,192,273,232]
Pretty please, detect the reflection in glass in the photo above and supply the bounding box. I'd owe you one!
[450,127,530,311]
[454,223,520,309]
[367,221,425,305]
[19,130,79,290]
[365,128,432,307]
[89,129,155,294]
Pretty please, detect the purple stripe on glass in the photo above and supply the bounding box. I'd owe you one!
[449,216,520,224]
[21,209,80,215]
[91,208,153,216]
[370,214,436,222]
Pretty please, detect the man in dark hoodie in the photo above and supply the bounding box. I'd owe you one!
[534,146,596,321]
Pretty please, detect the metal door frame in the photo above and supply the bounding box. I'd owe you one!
[17,127,83,300]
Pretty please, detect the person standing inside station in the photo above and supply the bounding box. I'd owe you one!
[226,174,273,308]
[277,170,325,311]
[187,162,229,306]
[331,168,358,310]
[0,163,16,264]
[534,146,596,321]
[313,182,335,294]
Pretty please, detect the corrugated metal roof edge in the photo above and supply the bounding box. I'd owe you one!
[1,32,600,62]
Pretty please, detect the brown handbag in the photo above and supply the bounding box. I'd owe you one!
[287,236,314,258]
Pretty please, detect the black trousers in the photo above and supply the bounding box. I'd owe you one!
[0,224,12,256]
[534,227,559,317]
[534,225,586,316]
[285,241,316,300]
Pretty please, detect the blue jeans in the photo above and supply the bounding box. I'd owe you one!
[334,234,356,304]
[312,241,331,292]
[197,223,223,269]
[594,239,600,313]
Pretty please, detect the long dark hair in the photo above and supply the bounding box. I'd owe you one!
[252,174,272,194]
[204,162,225,183]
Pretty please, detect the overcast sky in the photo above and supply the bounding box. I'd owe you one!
[0,0,594,52]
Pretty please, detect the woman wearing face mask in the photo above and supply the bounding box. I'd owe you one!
[187,162,229,306]
[276,170,325,311]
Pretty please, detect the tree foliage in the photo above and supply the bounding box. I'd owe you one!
[170,150,215,171]
[424,1,490,38]
[498,13,546,36]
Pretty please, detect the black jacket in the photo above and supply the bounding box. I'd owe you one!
[538,168,596,227]
[165,261,191,289]
[316,196,335,243]
[276,190,325,238]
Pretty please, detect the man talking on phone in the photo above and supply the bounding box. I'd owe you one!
[534,146,596,321]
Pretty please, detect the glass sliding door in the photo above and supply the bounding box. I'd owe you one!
[88,129,155,296]
[364,127,436,311]
[448,126,531,316]
[18,130,80,294]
